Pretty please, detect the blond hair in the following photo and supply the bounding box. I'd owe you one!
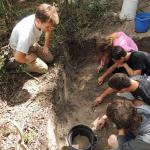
[35,3,59,25]
[105,33,118,46]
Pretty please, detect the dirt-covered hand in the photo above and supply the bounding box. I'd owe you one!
[97,117,106,129]
[93,96,103,107]
[96,65,103,73]
[98,76,104,85]
[92,116,107,131]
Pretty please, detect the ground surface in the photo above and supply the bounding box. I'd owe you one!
[0,65,62,149]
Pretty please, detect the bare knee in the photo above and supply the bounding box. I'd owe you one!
[42,65,48,73]
[39,64,48,74]
[108,134,118,148]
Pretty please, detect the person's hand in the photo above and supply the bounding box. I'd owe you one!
[97,116,107,129]
[92,115,107,131]
[98,76,104,85]
[42,46,49,55]
[93,96,103,107]
[96,65,103,73]
[26,53,37,64]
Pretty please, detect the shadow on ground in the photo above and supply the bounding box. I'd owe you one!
[0,72,32,106]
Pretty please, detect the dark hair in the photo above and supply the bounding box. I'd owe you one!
[96,42,113,62]
[106,99,142,132]
[35,3,58,24]
[110,46,127,60]
[108,73,131,90]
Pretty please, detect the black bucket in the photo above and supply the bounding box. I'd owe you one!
[68,124,97,150]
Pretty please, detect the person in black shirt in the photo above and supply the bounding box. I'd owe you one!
[98,46,150,85]
[94,73,150,106]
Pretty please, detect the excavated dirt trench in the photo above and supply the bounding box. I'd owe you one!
[53,36,150,150]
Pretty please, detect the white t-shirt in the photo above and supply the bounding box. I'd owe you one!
[9,14,42,54]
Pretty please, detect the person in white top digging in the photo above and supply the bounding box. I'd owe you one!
[9,3,59,74]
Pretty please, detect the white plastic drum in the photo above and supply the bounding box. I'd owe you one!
[119,0,139,20]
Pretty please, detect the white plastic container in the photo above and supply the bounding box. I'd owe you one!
[119,0,139,20]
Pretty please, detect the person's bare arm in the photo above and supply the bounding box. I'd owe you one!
[43,26,53,54]
[94,87,116,106]
[98,63,118,85]
[122,63,142,76]
[15,51,36,64]
[44,30,52,47]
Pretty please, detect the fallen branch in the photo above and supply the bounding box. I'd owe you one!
[23,70,40,83]
[11,121,30,150]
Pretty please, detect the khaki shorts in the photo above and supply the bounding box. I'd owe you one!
[1,44,54,74]
[26,43,54,74]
